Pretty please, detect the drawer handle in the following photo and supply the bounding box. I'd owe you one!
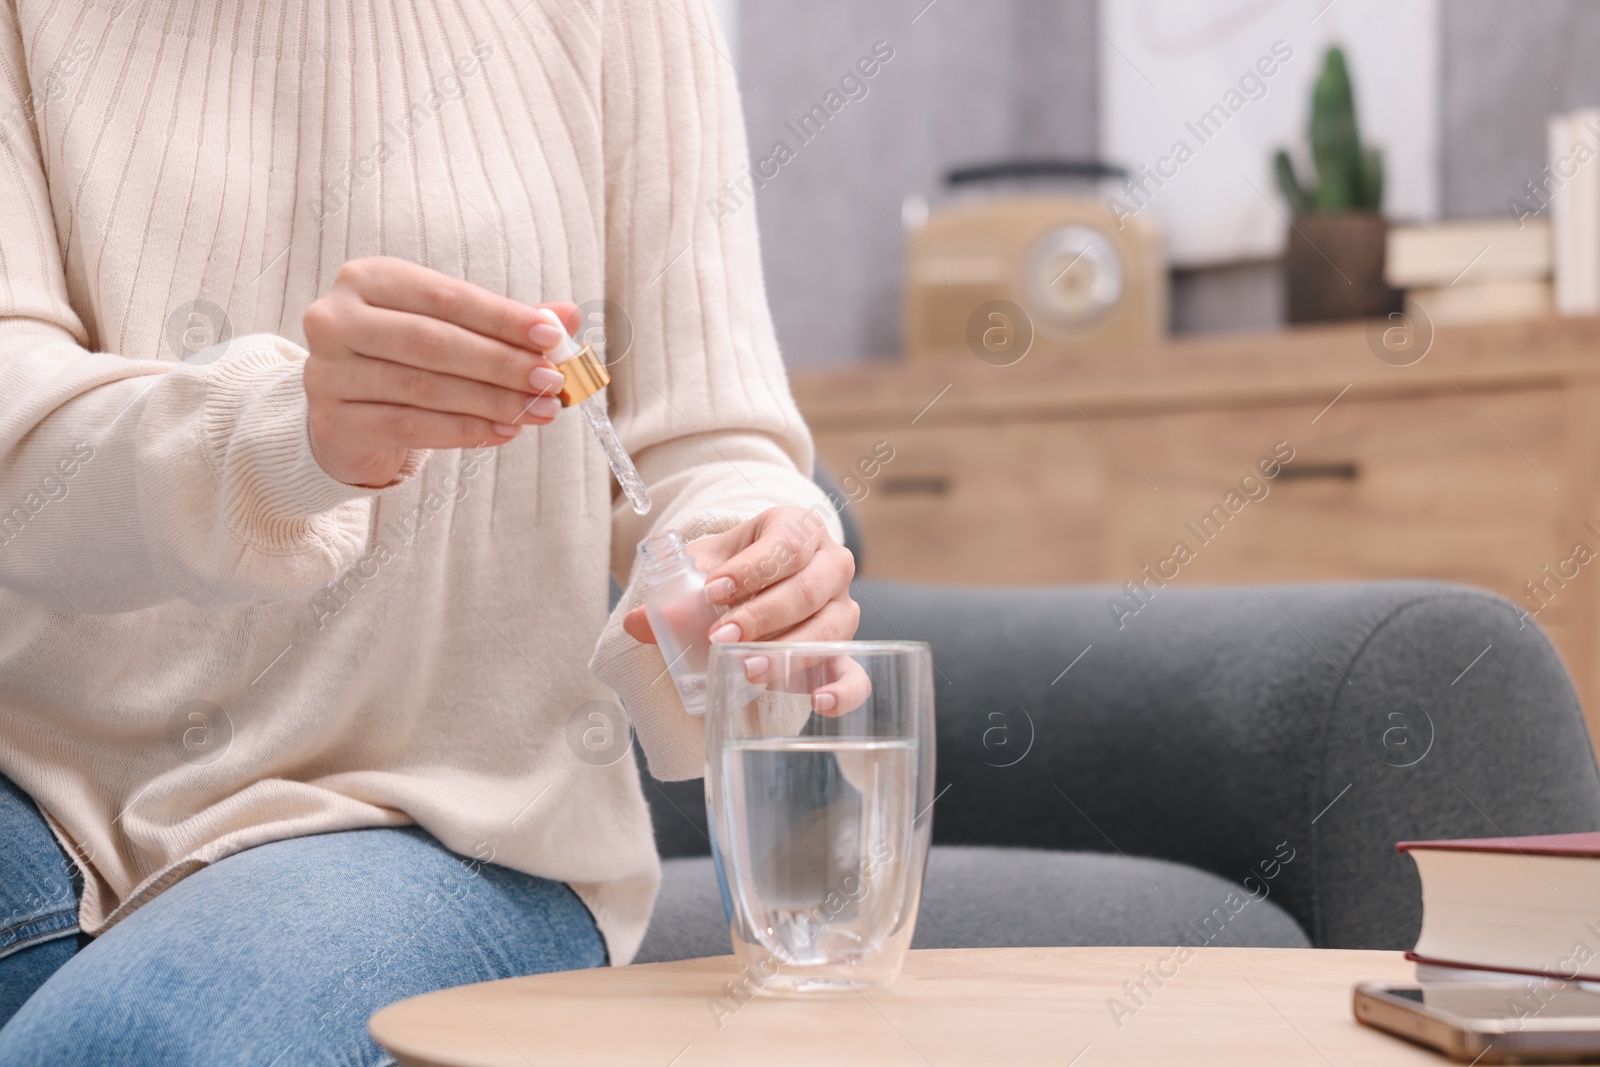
[880,475,951,497]
[1278,462,1360,482]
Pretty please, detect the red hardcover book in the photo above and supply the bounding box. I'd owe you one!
[1399,832,1600,982]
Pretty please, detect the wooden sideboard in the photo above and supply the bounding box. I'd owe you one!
[792,316,1600,729]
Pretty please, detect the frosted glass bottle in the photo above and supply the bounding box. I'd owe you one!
[639,531,728,715]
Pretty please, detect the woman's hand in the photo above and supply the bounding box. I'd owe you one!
[302,257,580,487]
[623,506,871,714]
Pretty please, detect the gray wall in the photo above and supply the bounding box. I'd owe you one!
[737,0,1095,368]
[1440,0,1600,218]
[736,1,1600,363]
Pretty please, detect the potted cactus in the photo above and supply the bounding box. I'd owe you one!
[1274,46,1399,323]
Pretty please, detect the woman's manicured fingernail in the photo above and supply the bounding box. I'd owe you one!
[743,655,769,682]
[492,423,521,437]
[709,622,742,644]
[527,395,560,420]
[528,323,564,349]
[529,367,565,394]
[703,577,736,604]
[812,692,837,714]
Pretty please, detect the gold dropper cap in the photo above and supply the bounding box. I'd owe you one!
[558,346,609,406]
[535,309,611,407]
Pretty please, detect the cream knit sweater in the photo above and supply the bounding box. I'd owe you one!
[0,0,837,966]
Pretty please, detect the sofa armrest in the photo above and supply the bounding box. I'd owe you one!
[851,578,1600,948]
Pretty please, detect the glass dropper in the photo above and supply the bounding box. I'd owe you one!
[534,309,653,516]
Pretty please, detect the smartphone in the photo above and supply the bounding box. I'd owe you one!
[1354,982,1600,1063]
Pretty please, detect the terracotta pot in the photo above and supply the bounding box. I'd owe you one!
[1284,212,1401,324]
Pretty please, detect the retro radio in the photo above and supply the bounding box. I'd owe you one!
[902,161,1167,361]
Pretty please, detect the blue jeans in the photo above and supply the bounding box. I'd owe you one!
[0,774,607,1066]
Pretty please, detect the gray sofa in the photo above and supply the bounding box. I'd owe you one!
[632,576,1600,963]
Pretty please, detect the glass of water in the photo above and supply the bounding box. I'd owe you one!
[704,641,935,994]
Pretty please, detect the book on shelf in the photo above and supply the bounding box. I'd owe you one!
[1386,219,1551,290]
[1405,279,1553,326]
[1402,831,1600,983]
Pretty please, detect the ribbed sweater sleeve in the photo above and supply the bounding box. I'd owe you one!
[587,0,843,781]
[0,6,422,614]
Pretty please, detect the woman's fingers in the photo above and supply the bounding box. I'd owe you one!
[336,403,522,450]
[706,508,834,605]
[812,656,873,717]
[767,600,870,715]
[335,257,578,351]
[312,346,562,427]
[621,606,655,644]
[710,540,855,643]
[335,303,565,394]
[740,644,873,718]
[761,595,861,646]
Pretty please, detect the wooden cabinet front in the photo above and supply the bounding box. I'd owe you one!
[797,318,1600,730]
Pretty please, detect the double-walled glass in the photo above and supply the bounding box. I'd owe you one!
[704,641,935,993]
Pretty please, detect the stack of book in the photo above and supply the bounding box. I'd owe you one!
[1385,219,1553,327]
[1402,832,1600,983]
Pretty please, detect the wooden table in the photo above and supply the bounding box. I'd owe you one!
[369,947,1450,1066]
